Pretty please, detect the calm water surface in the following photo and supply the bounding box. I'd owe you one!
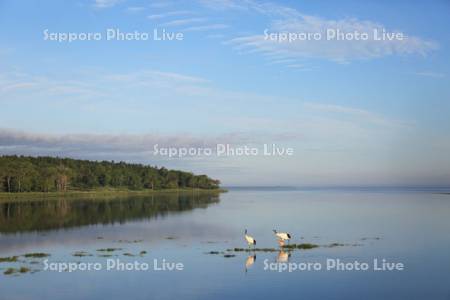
[1,188,450,300]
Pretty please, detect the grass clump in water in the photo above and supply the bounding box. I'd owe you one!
[23,253,50,258]
[282,243,319,250]
[97,248,122,252]
[223,254,236,258]
[0,256,19,263]
[139,251,147,256]
[326,243,346,248]
[19,267,30,273]
[229,248,278,252]
[117,239,143,244]
[361,237,381,241]
[4,268,17,275]
[324,242,362,248]
[73,251,92,257]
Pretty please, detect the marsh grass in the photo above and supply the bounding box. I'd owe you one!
[73,251,92,257]
[324,242,363,248]
[116,240,143,244]
[0,256,19,263]
[98,254,114,257]
[23,253,50,258]
[326,243,346,247]
[360,237,381,241]
[225,243,324,253]
[19,267,30,273]
[206,251,223,255]
[4,268,16,275]
[282,243,319,250]
[228,248,279,252]
[97,248,122,252]
[3,266,30,275]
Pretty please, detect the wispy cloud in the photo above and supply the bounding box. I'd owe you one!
[228,17,437,63]
[93,0,122,9]
[0,72,97,98]
[149,1,173,9]
[104,70,210,84]
[147,10,194,20]
[0,69,210,100]
[182,24,229,32]
[206,34,226,39]
[161,17,206,27]
[197,0,250,11]
[414,71,445,78]
[303,102,408,127]
[203,0,437,64]
[126,6,145,13]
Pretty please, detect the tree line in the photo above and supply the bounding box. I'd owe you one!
[0,156,220,193]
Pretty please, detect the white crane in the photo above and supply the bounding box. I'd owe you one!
[273,229,291,244]
[244,229,256,248]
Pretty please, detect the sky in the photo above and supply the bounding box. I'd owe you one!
[0,0,449,186]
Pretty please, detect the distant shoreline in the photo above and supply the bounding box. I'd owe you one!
[225,186,450,193]
[0,188,226,202]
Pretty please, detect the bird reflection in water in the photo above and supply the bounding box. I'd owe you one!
[276,250,290,263]
[245,254,256,273]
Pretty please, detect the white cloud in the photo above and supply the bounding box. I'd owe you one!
[303,102,408,127]
[93,0,122,9]
[199,0,437,64]
[149,1,173,9]
[161,17,206,27]
[414,71,445,78]
[0,82,37,92]
[197,0,247,11]
[0,69,212,102]
[104,70,209,84]
[126,6,145,13]
[228,16,437,63]
[206,34,226,39]
[182,24,229,32]
[147,10,194,20]
[0,71,104,99]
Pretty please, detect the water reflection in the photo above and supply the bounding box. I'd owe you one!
[276,250,290,263]
[245,254,256,273]
[0,191,220,234]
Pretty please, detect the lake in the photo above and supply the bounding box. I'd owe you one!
[1,188,450,300]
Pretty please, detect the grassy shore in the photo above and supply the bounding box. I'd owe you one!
[0,187,226,202]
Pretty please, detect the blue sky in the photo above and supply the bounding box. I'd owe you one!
[0,0,449,186]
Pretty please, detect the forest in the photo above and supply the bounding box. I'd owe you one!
[0,155,220,193]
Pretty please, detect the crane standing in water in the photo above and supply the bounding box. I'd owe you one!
[273,229,291,245]
[244,229,256,248]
